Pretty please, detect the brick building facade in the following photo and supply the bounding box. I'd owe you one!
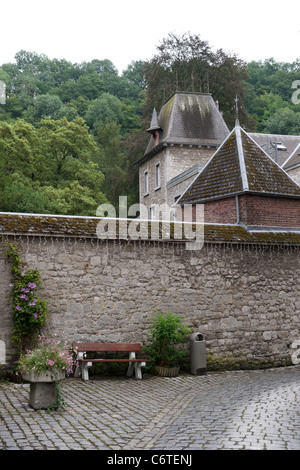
[138,91,300,230]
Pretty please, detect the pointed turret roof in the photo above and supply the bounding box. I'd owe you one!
[146,108,162,133]
[136,92,229,164]
[178,121,300,205]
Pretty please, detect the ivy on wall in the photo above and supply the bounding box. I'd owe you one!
[5,242,49,353]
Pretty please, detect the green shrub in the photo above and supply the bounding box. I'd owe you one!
[145,312,192,368]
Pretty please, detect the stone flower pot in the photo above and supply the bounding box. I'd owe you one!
[23,370,65,383]
[23,369,65,410]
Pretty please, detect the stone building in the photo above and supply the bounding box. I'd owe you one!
[136,92,229,219]
[178,120,300,229]
[138,91,300,220]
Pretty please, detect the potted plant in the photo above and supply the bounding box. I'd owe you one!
[17,332,76,409]
[145,312,192,377]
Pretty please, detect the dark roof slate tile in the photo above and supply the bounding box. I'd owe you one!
[178,122,300,205]
[140,92,230,162]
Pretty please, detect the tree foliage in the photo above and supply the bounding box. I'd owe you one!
[0,118,107,215]
[143,32,251,128]
[244,58,300,133]
[0,39,299,216]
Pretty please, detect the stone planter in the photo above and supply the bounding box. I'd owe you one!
[23,370,65,383]
[153,366,180,377]
[23,370,65,410]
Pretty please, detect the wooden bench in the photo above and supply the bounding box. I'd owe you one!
[73,342,150,380]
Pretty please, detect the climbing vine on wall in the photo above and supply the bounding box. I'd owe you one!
[5,242,49,353]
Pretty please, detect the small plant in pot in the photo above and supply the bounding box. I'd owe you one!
[145,312,192,377]
[17,332,76,410]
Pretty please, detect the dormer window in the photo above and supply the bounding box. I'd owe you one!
[146,108,162,147]
[153,130,160,147]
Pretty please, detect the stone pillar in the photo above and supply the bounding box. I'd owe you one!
[29,382,58,410]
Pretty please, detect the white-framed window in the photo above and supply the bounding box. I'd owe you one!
[155,162,161,189]
[144,170,149,195]
[149,205,156,220]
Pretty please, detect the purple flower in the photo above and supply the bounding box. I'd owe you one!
[16,305,22,311]
[33,313,38,320]
[28,282,36,289]
[20,294,28,301]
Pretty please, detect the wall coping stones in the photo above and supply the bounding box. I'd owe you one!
[1,212,300,246]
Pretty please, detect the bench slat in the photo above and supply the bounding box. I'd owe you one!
[73,342,142,353]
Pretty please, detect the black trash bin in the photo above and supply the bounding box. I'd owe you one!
[190,332,207,376]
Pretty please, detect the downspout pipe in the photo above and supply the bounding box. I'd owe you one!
[236,195,240,224]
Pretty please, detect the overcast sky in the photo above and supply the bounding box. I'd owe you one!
[1,0,299,73]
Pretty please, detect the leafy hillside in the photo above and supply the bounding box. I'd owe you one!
[0,34,299,216]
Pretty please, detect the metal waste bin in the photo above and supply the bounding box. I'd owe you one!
[190,332,206,375]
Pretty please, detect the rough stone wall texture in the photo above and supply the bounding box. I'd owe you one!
[139,153,167,215]
[1,236,300,369]
[166,146,215,182]
[139,146,215,214]
[166,173,199,209]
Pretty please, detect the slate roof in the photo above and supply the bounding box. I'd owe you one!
[137,92,230,164]
[281,142,300,171]
[177,122,300,205]
[249,133,300,167]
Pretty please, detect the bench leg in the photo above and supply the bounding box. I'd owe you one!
[127,352,136,377]
[135,362,146,380]
[82,362,92,381]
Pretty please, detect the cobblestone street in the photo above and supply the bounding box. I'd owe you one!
[1,366,300,452]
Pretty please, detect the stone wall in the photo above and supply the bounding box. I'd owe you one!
[139,145,215,216]
[1,233,300,370]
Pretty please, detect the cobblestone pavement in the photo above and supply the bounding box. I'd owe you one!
[0,366,300,451]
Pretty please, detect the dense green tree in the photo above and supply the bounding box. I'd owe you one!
[263,107,300,135]
[244,59,300,132]
[81,59,118,76]
[143,32,250,128]
[22,94,64,123]
[0,118,107,215]
[85,93,124,131]
[247,92,289,131]
[122,61,146,89]
[95,121,127,208]
[246,59,300,103]
[0,119,33,186]
[76,73,104,100]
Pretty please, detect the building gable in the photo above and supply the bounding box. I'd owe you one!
[178,122,300,206]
